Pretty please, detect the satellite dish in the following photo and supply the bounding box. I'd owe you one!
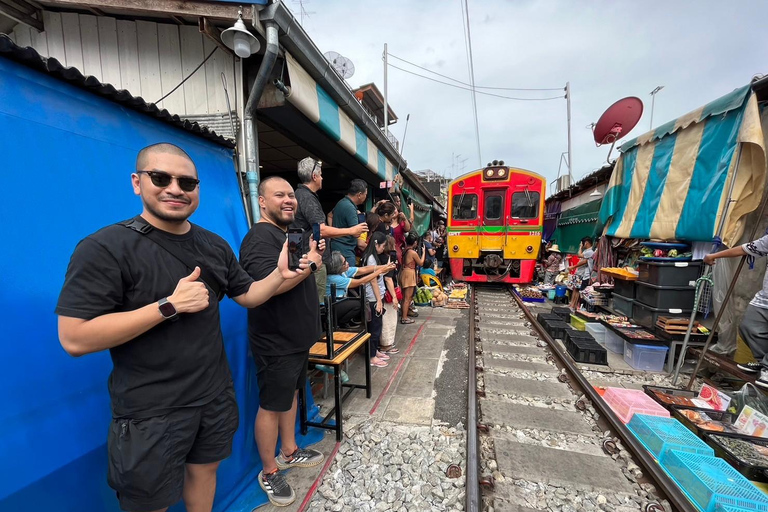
[592,96,643,162]
[323,51,355,79]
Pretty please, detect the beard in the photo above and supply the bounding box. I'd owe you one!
[144,198,192,224]
[265,205,294,227]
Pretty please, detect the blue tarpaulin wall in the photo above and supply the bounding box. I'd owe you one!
[0,56,320,511]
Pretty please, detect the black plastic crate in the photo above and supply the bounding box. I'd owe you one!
[703,432,768,483]
[546,320,569,340]
[632,300,692,330]
[612,292,634,317]
[635,281,696,310]
[551,307,571,321]
[537,312,560,325]
[613,279,636,299]
[637,260,702,287]
[566,336,608,365]
[565,329,595,347]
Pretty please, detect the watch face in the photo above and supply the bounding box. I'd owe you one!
[309,261,318,272]
[159,300,177,318]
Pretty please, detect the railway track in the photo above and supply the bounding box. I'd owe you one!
[466,286,697,512]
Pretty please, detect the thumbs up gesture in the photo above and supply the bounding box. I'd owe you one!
[168,266,210,314]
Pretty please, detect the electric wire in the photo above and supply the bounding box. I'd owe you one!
[387,63,565,101]
[387,52,563,92]
[155,47,218,104]
[461,0,482,167]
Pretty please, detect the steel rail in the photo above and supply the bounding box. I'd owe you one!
[509,289,697,512]
[466,286,480,512]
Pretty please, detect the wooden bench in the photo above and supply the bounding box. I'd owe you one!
[300,332,372,441]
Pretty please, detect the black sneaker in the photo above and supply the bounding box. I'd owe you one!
[259,469,295,507]
[737,362,761,374]
[757,370,768,390]
[275,447,325,470]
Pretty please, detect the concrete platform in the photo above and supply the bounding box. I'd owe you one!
[484,374,573,400]
[482,402,594,435]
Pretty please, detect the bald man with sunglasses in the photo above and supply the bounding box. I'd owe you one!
[56,143,309,512]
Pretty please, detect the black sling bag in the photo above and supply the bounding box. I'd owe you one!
[118,218,224,300]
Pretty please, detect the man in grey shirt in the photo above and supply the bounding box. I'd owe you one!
[704,234,768,387]
[568,237,595,309]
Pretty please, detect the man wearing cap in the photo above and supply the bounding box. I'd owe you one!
[292,157,367,303]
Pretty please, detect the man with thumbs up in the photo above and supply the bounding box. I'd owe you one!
[55,143,305,512]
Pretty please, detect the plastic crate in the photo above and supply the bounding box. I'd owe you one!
[570,314,587,331]
[661,450,768,512]
[546,320,569,340]
[627,414,713,463]
[633,300,692,330]
[602,387,670,423]
[612,292,634,318]
[551,307,571,321]
[624,341,668,371]
[704,433,768,483]
[636,281,696,310]
[604,327,625,354]
[638,260,703,287]
[614,279,636,299]
[586,323,606,345]
[566,335,608,365]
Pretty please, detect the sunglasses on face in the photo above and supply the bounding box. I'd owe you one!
[136,170,200,192]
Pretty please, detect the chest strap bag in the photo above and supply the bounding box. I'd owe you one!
[118,218,224,300]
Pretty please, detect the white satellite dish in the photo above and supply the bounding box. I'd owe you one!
[323,51,355,79]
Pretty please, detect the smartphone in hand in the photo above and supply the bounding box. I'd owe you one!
[357,212,366,225]
[287,228,303,270]
[312,222,322,248]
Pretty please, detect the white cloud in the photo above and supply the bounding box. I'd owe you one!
[290,0,767,185]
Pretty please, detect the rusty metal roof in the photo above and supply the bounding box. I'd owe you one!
[0,34,234,148]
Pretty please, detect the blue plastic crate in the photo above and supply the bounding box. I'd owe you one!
[662,450,768,512]
[627,414,713,463]
[716,506,764,512]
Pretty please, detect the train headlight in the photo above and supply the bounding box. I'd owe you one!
[453,245,459,252]
[486,169,494,177]
[497,167,507,178]
[526,245,534,253]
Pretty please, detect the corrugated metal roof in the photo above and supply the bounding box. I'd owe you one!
[182,112,239,142]
[0,34,234,148]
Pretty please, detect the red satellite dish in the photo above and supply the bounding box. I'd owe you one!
[593,97,644,145]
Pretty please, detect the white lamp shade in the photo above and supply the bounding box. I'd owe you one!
[233,32,252,58]
[221,18,260,58]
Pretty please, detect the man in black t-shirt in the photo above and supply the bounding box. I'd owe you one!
[56,143,305,512]
[240,176,326,507]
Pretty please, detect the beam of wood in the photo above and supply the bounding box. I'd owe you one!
[40,0,252,22]
[0,0,43,30]
[170,14,184,25]
[4,0,35,16]
[198,16,231,56]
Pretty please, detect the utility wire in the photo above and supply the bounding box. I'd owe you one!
[387,63,565,101]
[461,0,482,167]
[387,52,563,92]
[155,47,218,105]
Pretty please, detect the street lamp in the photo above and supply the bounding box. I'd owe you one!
[221,11,260,59]
[649,85,664,130]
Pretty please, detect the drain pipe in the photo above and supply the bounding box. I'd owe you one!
[243,18,279,224]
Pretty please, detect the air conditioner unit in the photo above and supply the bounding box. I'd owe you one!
[556,175,572,193]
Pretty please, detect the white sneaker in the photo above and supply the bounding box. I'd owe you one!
[756,369,768,390]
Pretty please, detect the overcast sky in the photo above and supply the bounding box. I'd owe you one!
[287,0,766,185]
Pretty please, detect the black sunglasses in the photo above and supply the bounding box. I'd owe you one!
[136,170,200,192]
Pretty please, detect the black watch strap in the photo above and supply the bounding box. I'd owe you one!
[158,297,179,321]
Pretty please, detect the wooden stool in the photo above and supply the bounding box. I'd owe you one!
[300,333,372,441]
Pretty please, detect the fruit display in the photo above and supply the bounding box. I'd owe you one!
[677,409,733,433]
[639,244,692,260]
[711,435,768,468]
[516,287,544,300]
[652,390,698,408]
[414,287,433,305]
[431,288,448,307]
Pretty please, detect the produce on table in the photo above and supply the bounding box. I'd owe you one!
[712,435,768,468]
[652,391,697,408]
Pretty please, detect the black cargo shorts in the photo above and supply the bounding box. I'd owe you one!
[106,384,239,512]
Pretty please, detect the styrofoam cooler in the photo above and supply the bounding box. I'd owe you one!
[585,323,606,345]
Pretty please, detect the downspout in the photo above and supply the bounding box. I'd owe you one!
[244,17,279,224]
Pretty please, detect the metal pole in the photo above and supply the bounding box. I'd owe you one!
[650,93,656,130]
[686,169,768,390]
[383,43,388,138]
[566,82,573,186]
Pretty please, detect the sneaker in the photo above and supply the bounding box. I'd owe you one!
[737,362,761,374]
[757,370,768,390]
[259,469,295,507]
[276,447,325,470]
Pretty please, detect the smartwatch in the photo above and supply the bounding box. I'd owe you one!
[309,260,319,273]
[158,297,179,321]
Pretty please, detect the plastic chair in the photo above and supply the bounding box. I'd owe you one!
[421,273,443,290]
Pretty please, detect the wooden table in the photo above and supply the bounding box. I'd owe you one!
[300,332,372,441]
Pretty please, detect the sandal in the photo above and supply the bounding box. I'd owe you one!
[370,358,389,368]
[400,318,415,324]
[380,345,400,354]
[407,310,419,318]
[376,351,390,361]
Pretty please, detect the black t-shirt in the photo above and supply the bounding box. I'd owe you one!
[55,217,254,419]
[292,184,331,264]
[240,222,321,355]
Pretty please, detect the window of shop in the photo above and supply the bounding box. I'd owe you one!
[453,193,478,220]
[511,191,540,219]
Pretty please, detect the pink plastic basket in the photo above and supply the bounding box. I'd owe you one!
[603,387,670,423]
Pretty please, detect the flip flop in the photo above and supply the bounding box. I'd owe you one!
[370,359,389,368]
[400,318,415,324]
[376,352,390,361]
[380,346,400,354]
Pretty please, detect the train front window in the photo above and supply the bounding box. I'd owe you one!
[511,191,540,219]
[453,193,478,220]
[485,195,502,220]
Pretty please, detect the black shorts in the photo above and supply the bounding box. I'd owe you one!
[253,351,309,412]
[579,278,590,291]
[107,384,239,512]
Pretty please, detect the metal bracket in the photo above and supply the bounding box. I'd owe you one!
[479,476,496,491]
[477,423,490,433]
[476,389,486,398]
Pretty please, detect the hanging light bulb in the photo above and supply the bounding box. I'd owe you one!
[221,12,260,59]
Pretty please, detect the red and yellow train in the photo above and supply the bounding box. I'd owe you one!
[447,161,545,284]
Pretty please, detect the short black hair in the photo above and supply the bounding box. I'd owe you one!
[136,143,196,174]
[258,176,290,197]
[581,236,593,246]
[348,179,367,196]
